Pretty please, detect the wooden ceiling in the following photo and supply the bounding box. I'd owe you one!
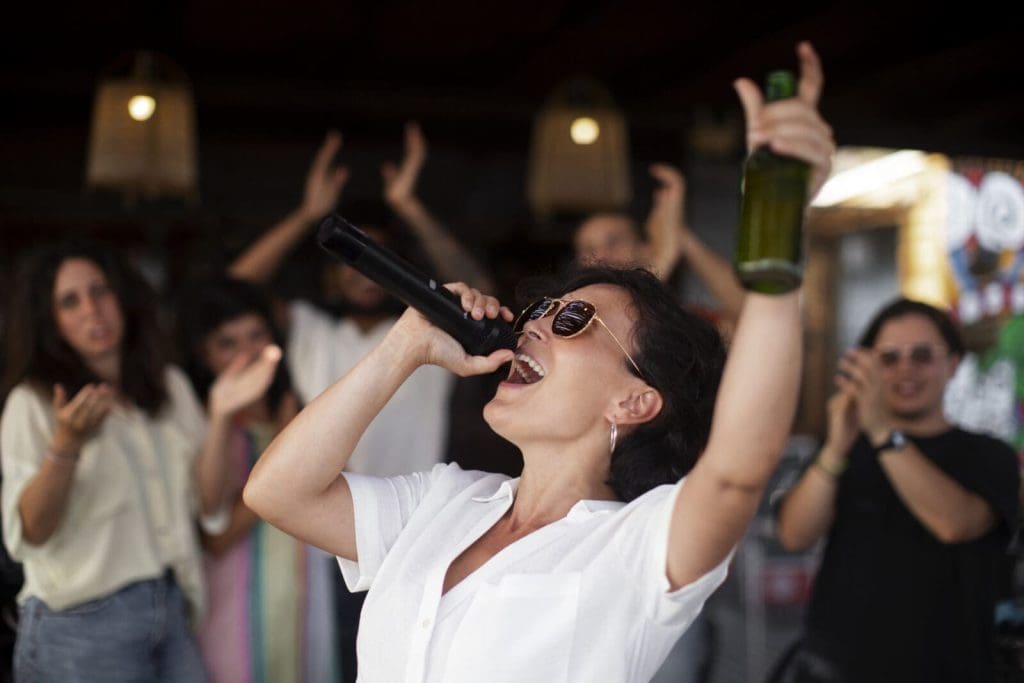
[4,1,1022,158]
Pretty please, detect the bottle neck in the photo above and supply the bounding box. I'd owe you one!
[765,70,796,102]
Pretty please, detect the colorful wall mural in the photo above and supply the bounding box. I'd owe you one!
[942,160,1024,456]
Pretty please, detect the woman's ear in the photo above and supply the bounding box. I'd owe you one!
[612,387,663,427]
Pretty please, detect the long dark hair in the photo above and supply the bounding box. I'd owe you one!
[1,240,169,414]
[177,276,293,415]
[518,265,726,502]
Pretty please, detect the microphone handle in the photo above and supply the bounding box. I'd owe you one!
[316,214,517,356]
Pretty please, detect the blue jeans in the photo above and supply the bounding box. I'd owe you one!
[14,572,207,682]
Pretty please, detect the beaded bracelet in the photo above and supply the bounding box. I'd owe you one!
[814,457,846,478]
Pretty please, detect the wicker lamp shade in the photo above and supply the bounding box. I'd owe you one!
[527,79,632,219]
[85,52,198,203]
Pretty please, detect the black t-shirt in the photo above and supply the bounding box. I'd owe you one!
[803,428,1019,682]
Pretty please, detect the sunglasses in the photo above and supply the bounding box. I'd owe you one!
[513,297,644,378]
[877,343,945,368]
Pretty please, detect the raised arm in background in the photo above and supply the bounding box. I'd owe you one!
[229,133,349,286]
[381,122,495,293]
[645,163,747,323]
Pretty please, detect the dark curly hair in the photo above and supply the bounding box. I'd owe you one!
[176,276,294,415]
[1,240,169,414]
[518,265,726,502]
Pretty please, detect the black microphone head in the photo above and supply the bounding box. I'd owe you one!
[316,214,367,263]
[314,213,517,356]
[468,318,518,356]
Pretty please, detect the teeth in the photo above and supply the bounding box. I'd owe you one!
[514,353,546,378]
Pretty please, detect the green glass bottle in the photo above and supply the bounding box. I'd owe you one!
[734,70,809,294]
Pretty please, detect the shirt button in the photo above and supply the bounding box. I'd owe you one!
[421,618,431,629]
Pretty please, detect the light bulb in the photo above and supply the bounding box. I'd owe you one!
[570,117,600,145]
[128,95,156,122]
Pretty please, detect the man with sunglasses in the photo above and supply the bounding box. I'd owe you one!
[774,298,1020,682]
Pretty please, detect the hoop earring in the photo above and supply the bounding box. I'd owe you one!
[609,420,618,454]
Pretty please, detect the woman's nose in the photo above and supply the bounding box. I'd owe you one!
[239,340,264,359]
[520,317,549,340]
[80,294,100,316]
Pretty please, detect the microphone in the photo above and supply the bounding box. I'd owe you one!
[316,214,517,356]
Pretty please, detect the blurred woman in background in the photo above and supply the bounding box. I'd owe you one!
[180,276,339,682]
[1,241,278,682]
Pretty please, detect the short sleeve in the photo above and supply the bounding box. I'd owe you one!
[338,463,451,591]
[1,385,53,560]
[613,480,732,627]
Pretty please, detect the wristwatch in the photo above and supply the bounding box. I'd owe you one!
[876,430,908,452]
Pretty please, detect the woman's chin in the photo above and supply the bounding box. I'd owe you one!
[482,400,520,445]
[481,399,501,430]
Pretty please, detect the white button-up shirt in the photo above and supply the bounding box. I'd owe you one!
[339,463,730,683]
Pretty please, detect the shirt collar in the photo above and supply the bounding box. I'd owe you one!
[566,499,624,521]
[471,477,519,503]
[471,478,624,520]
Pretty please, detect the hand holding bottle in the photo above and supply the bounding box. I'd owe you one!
[734,42,833,198]
[733,42,834,294]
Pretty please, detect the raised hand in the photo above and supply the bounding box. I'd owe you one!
[208,345,284,421]
[51,383,115,455]
[836,347,891,444]
[823,389,860,459]
[733,42,834,200]
[644,163,689,270]
[299,132,350,222]
[381,122,427,209]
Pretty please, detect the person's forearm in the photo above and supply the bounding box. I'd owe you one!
[195,414,234,516]
[201,497,259,557]
[18,445,81,545]
[229,209,314,285]
[776,443,843,551]
[879,443,996,543]
[392,198,495,292]
[648,236,682,283]
[679,233,746,323]
[244,328,421,521]
[666,291,802,587]
[702,291,802,487]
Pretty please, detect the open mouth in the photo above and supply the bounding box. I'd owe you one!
[506,353,546,385]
